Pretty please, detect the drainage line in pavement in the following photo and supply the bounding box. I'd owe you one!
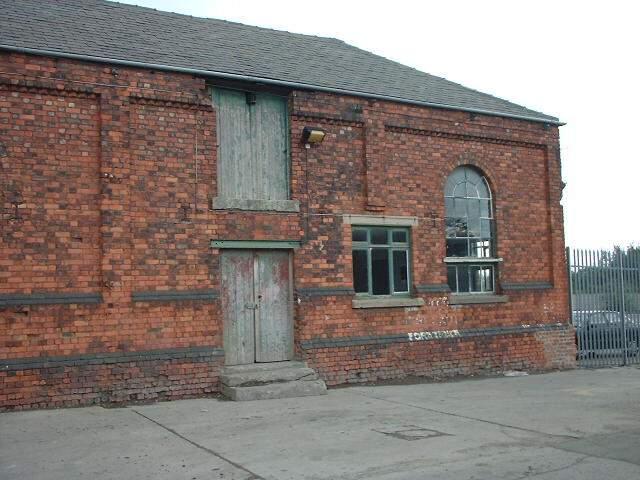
[131,409,265,480]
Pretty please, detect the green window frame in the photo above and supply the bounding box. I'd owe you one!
[351,226,411,296]
[444,166,498,294]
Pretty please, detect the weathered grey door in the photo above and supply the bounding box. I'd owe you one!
[255,251,293,362]
[221,250,293,365]
[213,88,289,201]
[221,250,255,365]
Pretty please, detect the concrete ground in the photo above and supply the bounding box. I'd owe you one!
[1,368,639,480]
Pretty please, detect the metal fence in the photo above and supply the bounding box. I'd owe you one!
[567,247,640,367]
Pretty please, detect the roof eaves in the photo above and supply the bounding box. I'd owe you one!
[0,43,565,126]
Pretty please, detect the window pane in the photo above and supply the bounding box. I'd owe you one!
[447,266,458,293]
[477,178,491,199]
[454,217,469,238]
[446,238,468,257]
[392,230,408,243]
[352,250,369,293]
[449,167,466,186]
[444,176,457,197]
[371,248,390,295]
[370,228,388,245]
[480,218,492,238]
[485,266,494,291]
[467,199,481,237]
[445,217,457,238]
[457,265,470,293]
[352,229,367,242]
[470,266,494,292]
[465,168,483,185]
[480,199,491,218]
[453,183,466,198]
[392,250,409,292]
[466,182,479,198]
[470,239,492,258]
[453,197,466,217]
[445,197,455,216]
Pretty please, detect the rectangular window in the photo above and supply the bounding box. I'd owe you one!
[447,264,495,294]
[351,227,410,296]
[213,88,289,201]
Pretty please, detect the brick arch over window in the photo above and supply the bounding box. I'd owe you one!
[444,165,497,294]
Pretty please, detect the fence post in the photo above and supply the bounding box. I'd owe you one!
[618,248,628,366]
[566,247,574,322]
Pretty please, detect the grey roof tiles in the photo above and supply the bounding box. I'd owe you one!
[0,0,559,123]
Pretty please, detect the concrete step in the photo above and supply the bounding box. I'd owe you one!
[221,360,327,401]
[221,366,318,387]
[222,379,327,401]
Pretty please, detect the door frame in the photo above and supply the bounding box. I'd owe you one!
[217,240,298,366]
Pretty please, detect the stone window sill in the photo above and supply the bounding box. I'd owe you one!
[211,197,300,212]
[448,294,509,305]
[352,297,425,309]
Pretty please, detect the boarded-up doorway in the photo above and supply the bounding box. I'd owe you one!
[221,250,293,365]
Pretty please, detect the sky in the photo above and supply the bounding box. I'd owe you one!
[120,0,640,249]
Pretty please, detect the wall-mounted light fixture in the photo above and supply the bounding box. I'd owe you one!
[302,126,326,147]
[245,92,257,105]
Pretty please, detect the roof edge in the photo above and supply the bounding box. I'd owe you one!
[0,44,565,126]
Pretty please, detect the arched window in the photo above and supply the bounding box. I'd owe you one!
[444,166,496,294]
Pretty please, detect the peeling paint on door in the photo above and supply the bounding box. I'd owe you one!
[221,250,293,365]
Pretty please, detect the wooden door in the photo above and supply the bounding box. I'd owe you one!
[255,251,293,362]
[221,250,293,365]
[221,250,256,366]
[213,89,289,201]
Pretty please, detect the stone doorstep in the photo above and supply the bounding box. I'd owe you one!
[221,366,318,387]
[221,360,327,401]
[222,380,328,401]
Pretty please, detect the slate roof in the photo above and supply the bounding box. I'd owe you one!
[0,0,560,124]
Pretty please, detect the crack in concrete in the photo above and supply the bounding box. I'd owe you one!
[349,390,640,470]
[348,390,581,440]
[548,442,640,468]
[510,455,589,479]
[131,408,264,480]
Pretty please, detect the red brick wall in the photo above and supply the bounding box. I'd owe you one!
[1,350,223,410]
[0,52,575,410]
[304,328,575,386]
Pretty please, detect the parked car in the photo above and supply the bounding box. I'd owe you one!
[573,311,640,358]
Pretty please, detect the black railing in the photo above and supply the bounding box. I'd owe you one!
[567,247,640,367]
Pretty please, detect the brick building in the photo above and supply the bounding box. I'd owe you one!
[0,0,575,410]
